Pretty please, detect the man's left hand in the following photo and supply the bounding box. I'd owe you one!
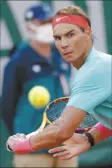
[6,133,34,154]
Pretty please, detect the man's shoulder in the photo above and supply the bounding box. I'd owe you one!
[84,48,111,72]
[95,49,111,73]
[95,48,111,57]
[75,50,111,83]
[95,49,111,61]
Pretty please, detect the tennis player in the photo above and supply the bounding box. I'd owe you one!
[6,5,112,156]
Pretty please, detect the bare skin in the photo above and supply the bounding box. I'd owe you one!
[53,23,92,69]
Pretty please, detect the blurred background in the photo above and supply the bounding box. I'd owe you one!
[0,0,112,167]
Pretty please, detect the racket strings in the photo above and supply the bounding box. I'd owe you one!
[46,101,67,122]
[79,114,98,128]
[46,99,98,128]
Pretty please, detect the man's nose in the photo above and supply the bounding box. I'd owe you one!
[61,37,69,49]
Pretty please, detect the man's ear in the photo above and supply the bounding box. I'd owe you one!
[84,27,92,35]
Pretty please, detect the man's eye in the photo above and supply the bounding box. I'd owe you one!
[54,36,61,40]
[68,33,75,38]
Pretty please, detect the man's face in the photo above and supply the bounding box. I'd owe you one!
[53,23,90,64]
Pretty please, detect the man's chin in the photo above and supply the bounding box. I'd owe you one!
[65,59,74,64]
[62,57,72,63]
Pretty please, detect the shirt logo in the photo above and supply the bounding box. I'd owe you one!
[56,16,68,22]
[32,65,41,73]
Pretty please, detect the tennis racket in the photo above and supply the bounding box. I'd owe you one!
[27,96,98,138]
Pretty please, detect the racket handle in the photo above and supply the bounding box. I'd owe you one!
[26,129,42,138]
[75,127,91,133]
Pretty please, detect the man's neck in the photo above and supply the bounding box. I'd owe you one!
[30,40,51,59]
[72,43,92,69]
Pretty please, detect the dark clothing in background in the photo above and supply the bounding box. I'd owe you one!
[1,41,71,154]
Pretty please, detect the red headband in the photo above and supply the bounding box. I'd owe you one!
[52,14,89,29]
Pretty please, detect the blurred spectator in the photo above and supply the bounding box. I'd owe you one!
[8,44,17,58]
[1,2,76,167]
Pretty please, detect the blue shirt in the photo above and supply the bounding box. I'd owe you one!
[67,47,112,129]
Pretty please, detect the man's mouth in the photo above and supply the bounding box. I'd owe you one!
[64,52,73,56]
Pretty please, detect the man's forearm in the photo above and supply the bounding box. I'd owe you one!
[29,120,70,150]
[29,107,86,151]
[6,106,86,153]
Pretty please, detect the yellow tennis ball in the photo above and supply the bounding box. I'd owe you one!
[28,86,50,108]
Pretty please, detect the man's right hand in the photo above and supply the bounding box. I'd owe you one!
[49,133,91,160]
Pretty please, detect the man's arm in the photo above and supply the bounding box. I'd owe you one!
[6,106,86,153]
[30,106,86,150]
[31,121,112,152]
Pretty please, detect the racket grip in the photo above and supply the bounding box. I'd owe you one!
[75,127,91,133]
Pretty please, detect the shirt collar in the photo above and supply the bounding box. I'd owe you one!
[86,46,96,62]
